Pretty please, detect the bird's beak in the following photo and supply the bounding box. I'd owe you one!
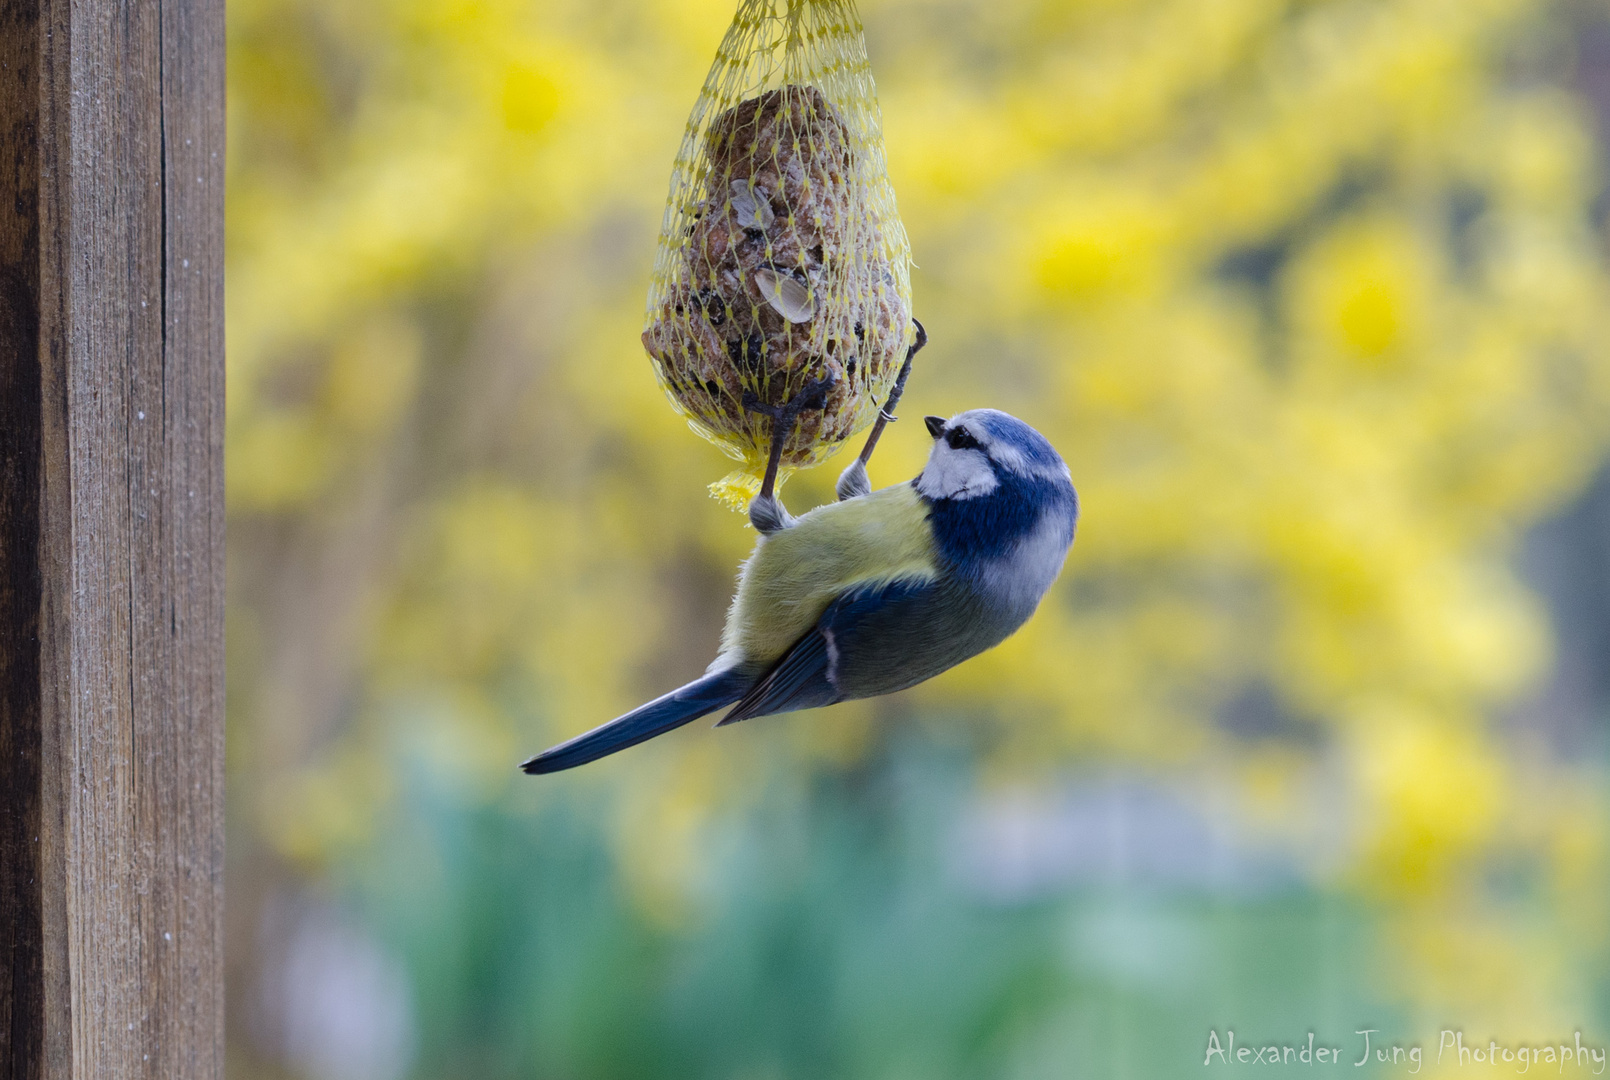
[924,415,946,439]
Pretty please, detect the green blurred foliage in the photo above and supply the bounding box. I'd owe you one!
[346,741,1387,1080]
[226,0,1610,1075]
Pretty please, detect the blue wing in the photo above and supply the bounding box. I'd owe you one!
[717,577,937,726]
[716,628,835,725]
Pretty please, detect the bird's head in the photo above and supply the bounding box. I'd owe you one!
[915,409,1072,504]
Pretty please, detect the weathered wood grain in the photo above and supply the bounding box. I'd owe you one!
[0,0,224,1073]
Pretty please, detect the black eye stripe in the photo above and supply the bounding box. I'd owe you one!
[946,426,982,451]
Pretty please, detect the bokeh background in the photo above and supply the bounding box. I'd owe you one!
[224,0,1610,1075]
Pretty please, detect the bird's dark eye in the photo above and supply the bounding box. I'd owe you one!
[946,426,982,451]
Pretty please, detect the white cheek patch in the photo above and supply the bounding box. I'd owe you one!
[916,444,998,501]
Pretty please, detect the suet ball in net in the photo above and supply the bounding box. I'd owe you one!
[642,0,914,507]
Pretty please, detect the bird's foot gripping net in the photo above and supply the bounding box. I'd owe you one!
[835,318,926,501]
[743,373,835,532]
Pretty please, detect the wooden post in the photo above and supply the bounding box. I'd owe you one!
[0,0,224,1072]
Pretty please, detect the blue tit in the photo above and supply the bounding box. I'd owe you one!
[521,408,1078,774]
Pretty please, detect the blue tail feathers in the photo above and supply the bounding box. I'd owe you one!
[520,669,747,774]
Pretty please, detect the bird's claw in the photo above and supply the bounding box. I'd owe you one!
[741,372,835,423]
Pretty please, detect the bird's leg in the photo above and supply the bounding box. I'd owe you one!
[837,319,927,501]
[743,372,835,533]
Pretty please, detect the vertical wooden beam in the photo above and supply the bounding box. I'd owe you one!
[0,0,224,1072]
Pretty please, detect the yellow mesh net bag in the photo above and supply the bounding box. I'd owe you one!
[642,0,914,508]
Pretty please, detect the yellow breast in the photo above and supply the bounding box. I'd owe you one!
[720,483,939,664]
